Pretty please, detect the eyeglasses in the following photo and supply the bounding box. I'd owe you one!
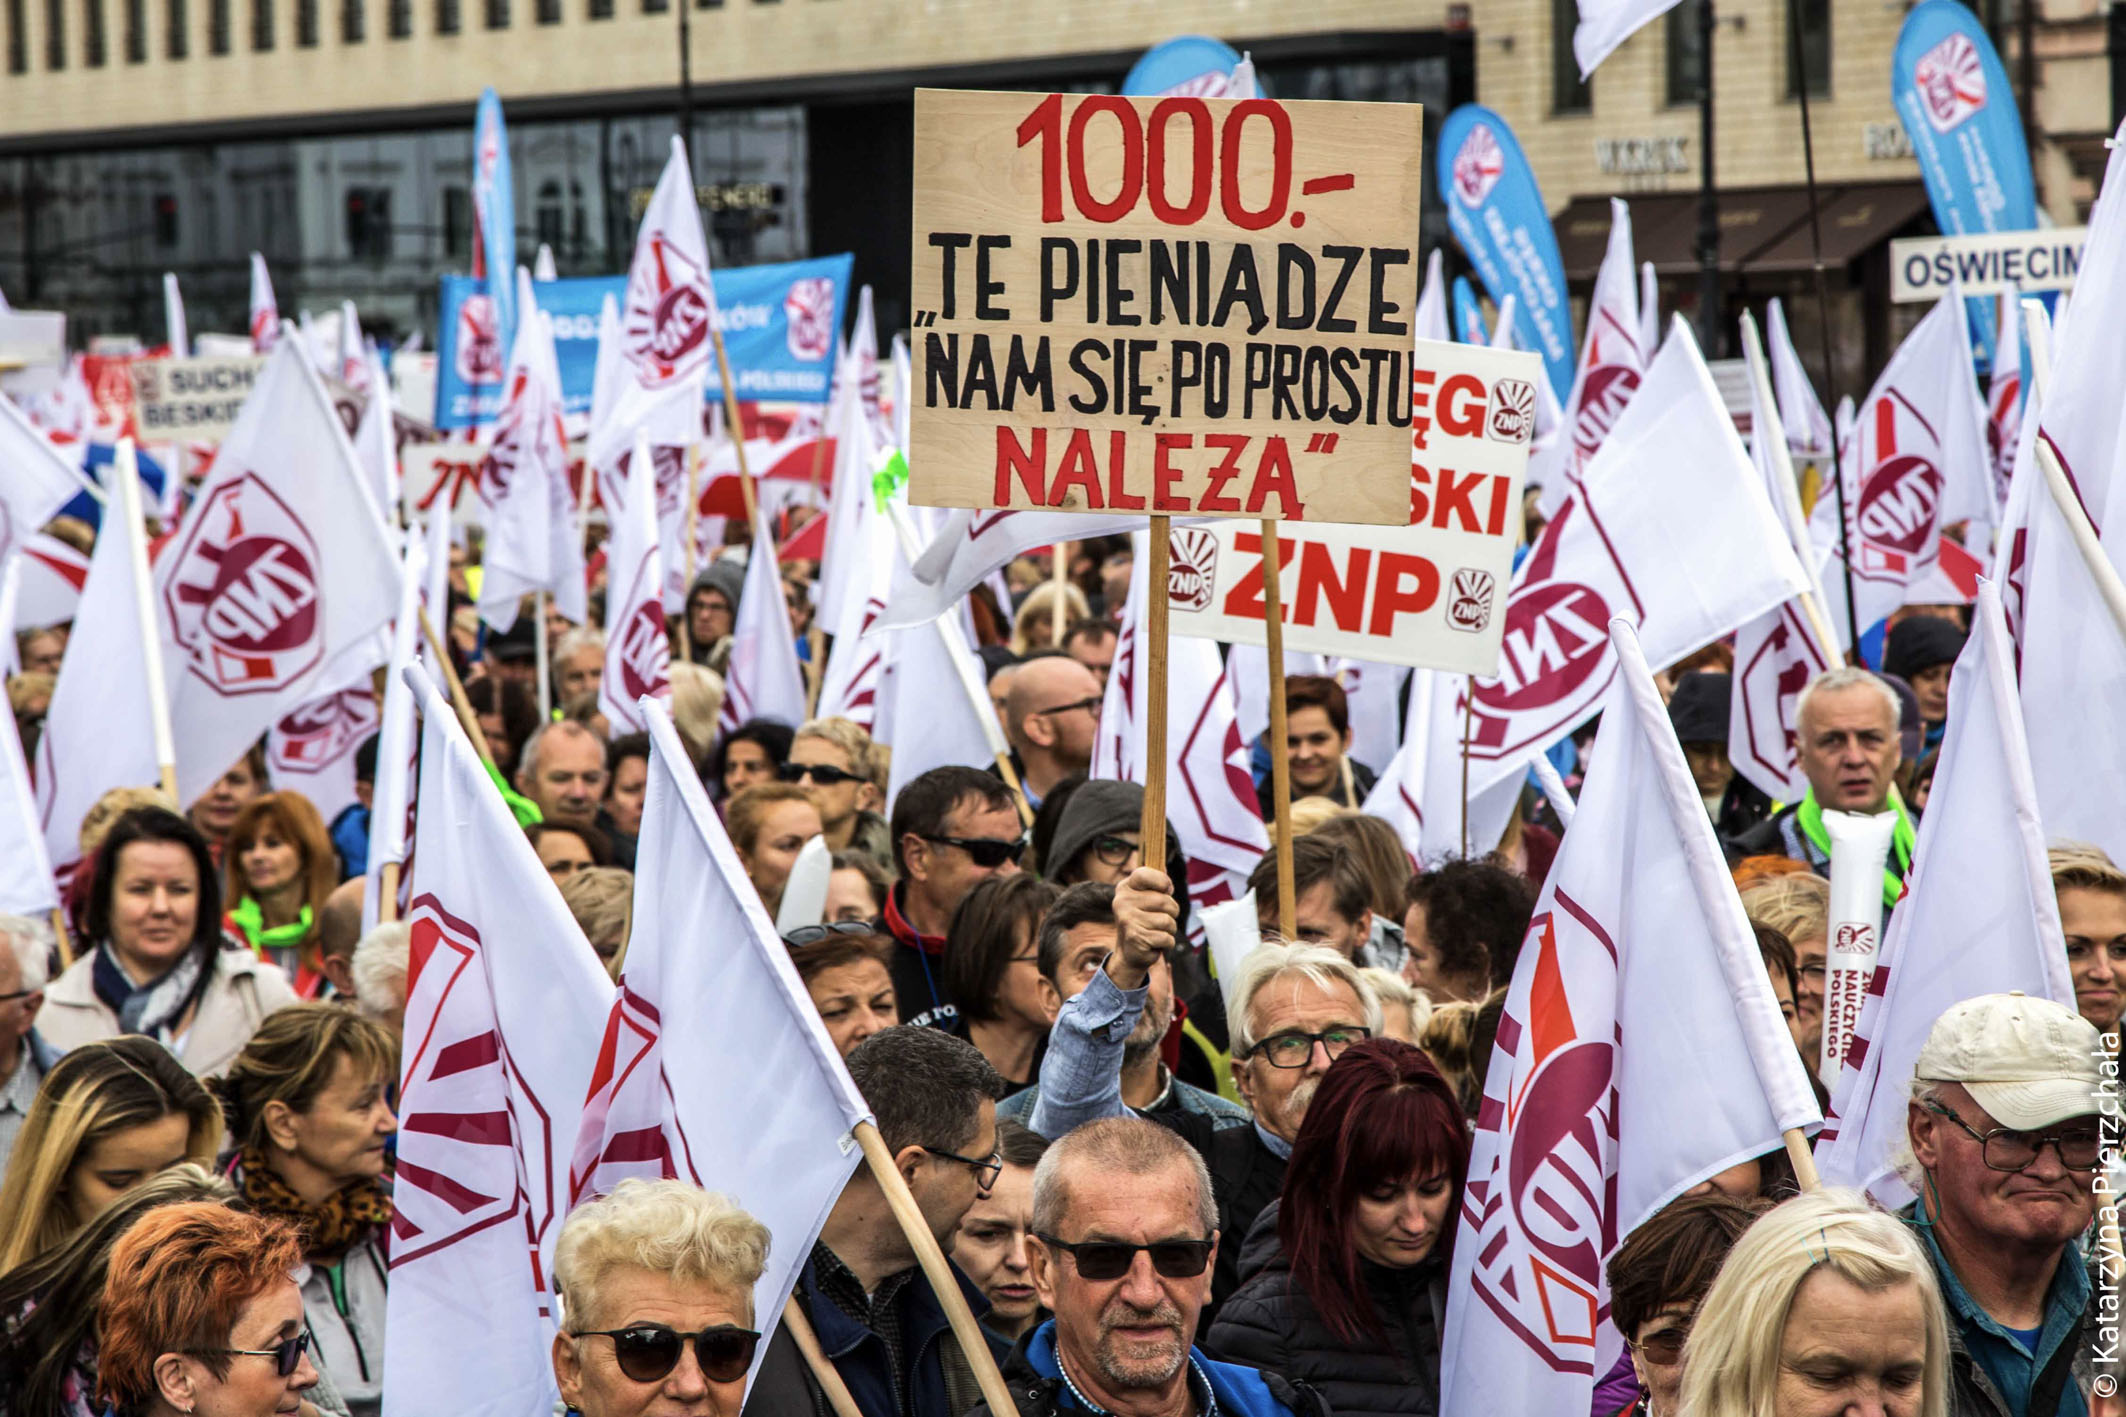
[1252,1026,1372,1069]
[188,1332,311,1379]
[923,834,1027,869]
[576,1325,761,1384]
[1033,696,1103,719]
[0,988,39,1004]
[780,762,863,787]
[783,921,875,949]
[1090,835,1140,867]
[1036,1234,1214,1281]
[1922,1099,2102,1173]
[1632,1323,1691,1367]
[927,1145,1003,1190]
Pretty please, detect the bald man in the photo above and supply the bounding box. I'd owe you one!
[1003,655,1105,809]
[515,719,610,828]
[317,877,366,1000]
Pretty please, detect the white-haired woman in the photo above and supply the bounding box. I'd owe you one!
[552,1179,771,1417]
[1679,1187,1948,1417]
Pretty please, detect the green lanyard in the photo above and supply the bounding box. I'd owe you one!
[1795,789,1917,910]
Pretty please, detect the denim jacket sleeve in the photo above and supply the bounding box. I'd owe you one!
[1026,969,1146,1140]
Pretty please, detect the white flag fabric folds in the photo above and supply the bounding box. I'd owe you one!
[1415,249,1450,346]
[266,677,378,828]
[1768,298,1834,461]
[477,269,586,634]
[15,534,89,630]
[813,347,893,733]
[383,666,614,1417]
[162,274,188,358]
[1093,533,1267,916]
[1441,617,1821,1417]
[249,252,279,352]
[1814,581,2073,1204]
[1361,667,1523,865]
[0,561,56,914]
[570,701,870,1384]
[1545,198,1646,513]
[2041,118,2126,527]
[598,137,715,460]
[1574,0,1683,77]
[598,432,672,736]
[362,517,439,935]
[717,517,808,733]
[0,392,95,568]
[880,507,1161,631]
[151,342,399,804]
[352,348,401,521]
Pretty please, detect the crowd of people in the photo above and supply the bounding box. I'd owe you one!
[0,507,2117,1417]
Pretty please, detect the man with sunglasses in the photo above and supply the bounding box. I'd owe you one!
[883,767,1027,1032]
[787,719,892,863]
[1003,656,1106,812]
[1902,993,2105,1417]
[752,1026,1008,1417]
[966,1116,1326,1417]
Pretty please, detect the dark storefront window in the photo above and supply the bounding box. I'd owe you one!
[167,0,185,56]
[1787,0,1830,98]
[8,0,24,71]
[1554,0,1591,113]
[85,0,105,65]
[251,0,270,49]
[297,0,316,44]
[44,0,62,68]
[124,0,142,60]
[209,0,226,51]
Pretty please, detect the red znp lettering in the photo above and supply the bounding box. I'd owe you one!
[1223,531,1268,620]
[1294,539,1367,632]
[1368,553,1439,635]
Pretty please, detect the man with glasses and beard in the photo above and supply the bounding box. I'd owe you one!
[883,768,1028,1032]
[1899,993,2104,1417]
[966,1115,1327,1417]
[751,1026,1006,1417]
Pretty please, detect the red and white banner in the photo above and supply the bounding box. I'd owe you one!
[249,252,279,353]
[1541,199,1644,513]
[597,137,716,463]
[383,665,615,1417]
[476,269,585,634]
[266,680,378,828]
[1094,532,1268,919]
[1810,291,1990,642]
[0,391,92,569]
[1441,617,1820,1417]
[598,431,671,736]
[1360,666,1524,865]
[1460,323,1808,799]
[1814,581,2073,1204]
[570,702,869,1385]
[717,515,808,733]
[151,342,399,804]
[13,534,87,631]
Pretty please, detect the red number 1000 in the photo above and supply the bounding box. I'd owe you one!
[1015,93,1293,231]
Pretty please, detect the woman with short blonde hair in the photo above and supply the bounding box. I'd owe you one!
[561,866,635,977]
[552,1179,771,1417]
[1678,1187,1947,1417]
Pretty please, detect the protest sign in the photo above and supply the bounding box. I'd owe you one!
[1889,228,2085,302]
[129,354,266,443]
[1169,339,1537,676]
[908,89,1424,525]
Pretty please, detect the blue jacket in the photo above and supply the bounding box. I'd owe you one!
[974,1319,1329,1417]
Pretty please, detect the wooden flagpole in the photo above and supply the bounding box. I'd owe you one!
[708,325,762,528]
[534,590,552,720]
[1459,678,1474,857]
[48,909,72,970]
[376,863,401,926]
[783,1297,864,1417]
[115,439,179,803]
[1051,540,1070,648]
[852,1120,1018,1417]
[1259,523,1297,942]
[418,609,498,771]
[805,625,826,719]
[679,443,700,665]
[1783,1130,1822,1190]
[1141,522,1171,868]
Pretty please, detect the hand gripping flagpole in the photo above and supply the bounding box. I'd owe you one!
[1259,523,1297,942]
[115,439,179,802]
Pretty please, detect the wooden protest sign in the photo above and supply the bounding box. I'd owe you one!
[909,89,1425,525]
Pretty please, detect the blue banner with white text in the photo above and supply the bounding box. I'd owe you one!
[1436,105,1575,398]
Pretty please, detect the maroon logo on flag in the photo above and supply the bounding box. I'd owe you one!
[1569,362,1641,463]
[1856,454,1943,564]
[1166,527,1218,613]
[1915,31,1986,133]
[615,580,672,704]
[1487,379,1535,445]
[785,277,836,361]
[625,235,712,390]
[270,688,377,773]
[163,473,324,697]
[1834,922,1877,957]
[479,368,535,509]
[1448,568,1495,633]
[1452,123,1504,208]
[456,293,503,385]
[250,305,276,350]
[1479,580,1612,712]
[1734,608,1820,790]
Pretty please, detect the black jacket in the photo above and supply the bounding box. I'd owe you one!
[1207,1201,1447,1417]
[1154,1111,1287,1334]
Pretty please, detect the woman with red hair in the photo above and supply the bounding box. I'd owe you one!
[222,793,339,998]
[1207,1037,1468,1417]
[94,1201,320,1416]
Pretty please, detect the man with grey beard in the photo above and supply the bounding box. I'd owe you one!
[999,884,1249,1132]
[965,1116,1328,1417]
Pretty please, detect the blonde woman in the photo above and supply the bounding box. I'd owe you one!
[0,1036,224,1275]
[561,866,635,978]
[552,1179,771,1417]
[1679,1187,1947,1417]
[1740,872,1830,1067]
[1008,579,1090,656]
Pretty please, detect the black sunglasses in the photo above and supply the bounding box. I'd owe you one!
[189,1331,311,1378]
[779,762,863,787]
[1036,1234,1213,1281]
[783,921,876,949]
[923,834,1026,869]
[577,1324,761,1384]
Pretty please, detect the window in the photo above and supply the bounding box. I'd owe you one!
[8,0,25,71]
[1665,1,1705,106]
[387,0,405,34]
[44,0,62,67]
[536,179,562,248]
[296,0,313,43]
[482,0,502,27]
[434,0,455,35]
[345,185,391,260]
[152,193,178,247]
[443,185,472,259]
[209,0,226,50]
[251,0,270,49]
[641,0,663,12]
[85,0,105,64]
[1787,0,1830,98]
[167,0,185,56]
[534,0,554,18]
[124,0,141,59]
[1552,0,1590,113]
[587,0,610,16]
[341,0,360,39]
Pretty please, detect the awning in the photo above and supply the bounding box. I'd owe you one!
[1552,183,1932,280]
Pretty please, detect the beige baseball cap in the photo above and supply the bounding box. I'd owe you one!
[1914,992,2106,1130]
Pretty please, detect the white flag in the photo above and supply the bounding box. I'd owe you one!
[1810,292,1990,643]
[362,519,436,935]
[338,302,370,393]
[2040,118,2126,528]
[813,353,893,734]
[876,613,1003,808]
[1543,199,1646,515]
[152,343,399,804]
[1094,533,1268,916]
[1814,581,2073,1203]
[605,137,715,455]
[879,507,1162,631]
[1986,285,2024,512]
[1637,262,1659,360]
[266,678,379,828]
[1441,616,1821,1416]
[1574,0,1683,77]
[598,432,672,736]
[383,666,615,1417]
[0,559,56,914]
[570,702,869,1385]
[249,252,279,353]
[1361,667,1524,864]
[15,534,88,631]
[1414,249,1449,346]
[352,347,401,519]
[162,274,188,359]
[1767,298,1834,461]
[0,393,94,568]
[1461,321,1808,799]
[476,269,585,634]
[35,455,163,881]
[716,519,807,733]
